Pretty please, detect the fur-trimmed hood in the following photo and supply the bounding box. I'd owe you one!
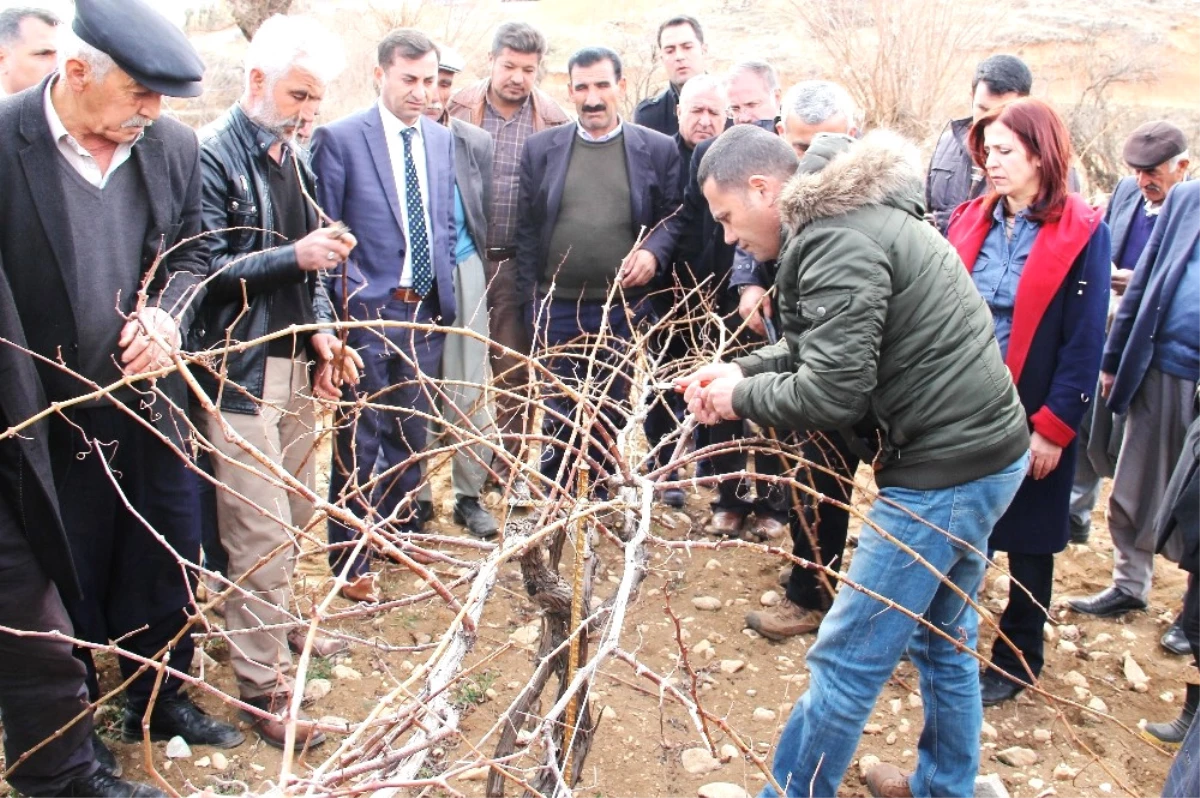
[780,129,926,231]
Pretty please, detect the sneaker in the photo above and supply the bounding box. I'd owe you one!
[744,599,824,641]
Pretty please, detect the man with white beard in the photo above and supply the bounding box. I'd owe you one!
[192,13,362,749]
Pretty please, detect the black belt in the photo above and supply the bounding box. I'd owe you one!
[485,247,517,261]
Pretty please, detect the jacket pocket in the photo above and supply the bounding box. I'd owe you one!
[798,291,852,326]
[225,195,260,251]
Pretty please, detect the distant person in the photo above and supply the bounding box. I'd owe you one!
[0,7,58,95]
[447,23,568,493]
[634,15,707,137]
[1069,122,1190,552]
[949,98,1110,706]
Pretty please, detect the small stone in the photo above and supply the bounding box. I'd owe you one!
[858,754,882,779]
[211,752,228,771]
[746,688,757,697]
[693,596,722,611]
[304,678,332,702]
[742,628,762,639]
[705,559,722,571]
[1033,729,1052,743]
[975,772,1012,798]
[991,574,1011,597]
[753,707,777,722]
[1161,691,1176,703]
[1014,730,1026,739]
[332,664,362,681]
[692,639,714,656]
[1120,629,1137,641]
[681,747,722,775]
[863,723,884,735]
[1043,623,1057,642]
[1100,783,1113,793]
[719,744,739,762]
[400,661,415,673]
[319,716,352,731]
[1058,624,1080,641]
[889,698,902,714]
[886,732,898,745]
[1132,681,1149,693]
[460,766,490,781]
[1092,632,1114,645]
[1057,640,1078,654]
[1061,671,1088,688]
[517,729,535,745]
[760,590,781,607]
[981,721,999,740]
[1073,685,1091,700]
[1052,763,1078,781]
[996,746,1038,768]
[414,632,432,646]
[601,706,618,721]
[195,756,211,768]
[697,783,751,798]
[1028,778,1045,790]
[510,624,540,646]
[164,736,191,759]
[720,659,746,675]
[485,688,498,700]
[908,693,923,709]
[250,763,265,773]
[1124,655,1149,690]
[1087,697,1109,714]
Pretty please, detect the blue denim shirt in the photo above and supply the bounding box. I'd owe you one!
[1150,240,1200,381]
[453,185,477,265]
[971,202,1040,359]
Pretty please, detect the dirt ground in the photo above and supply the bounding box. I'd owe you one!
[66,465,1191,798]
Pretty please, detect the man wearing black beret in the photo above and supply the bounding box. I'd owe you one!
[0,0,242,790]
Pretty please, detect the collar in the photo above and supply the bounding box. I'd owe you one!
[991,199,1035,225]
[378,98,424,140]
[1144,197,1164,217]
[576,118,623,143]
[484,90,531,120]
[44,76,145,154]
[234,103,285,158]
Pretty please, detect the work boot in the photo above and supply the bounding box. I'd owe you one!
[453,496,499,539]
[240,692,326,751]
[287,627,349,659]
[60,771,167,797]
[864,762,913,797]
[705,510,746,538]
[745,599,824,641]
[1142,683,1199,749]
[93,731,122,778]
[748,514,788,541]
[121,693,244,748]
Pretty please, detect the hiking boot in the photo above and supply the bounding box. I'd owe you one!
[864,762,913,797]
[1142,683,1198,749]
[240,692,326,751]
[745,599,824,641]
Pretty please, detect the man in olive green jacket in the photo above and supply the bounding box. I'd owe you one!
[678,126,1030,798]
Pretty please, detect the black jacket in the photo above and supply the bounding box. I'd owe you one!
[0,76,208,444]
[192,104,334,414]
[635,85,680,138]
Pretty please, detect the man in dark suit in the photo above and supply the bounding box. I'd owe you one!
[516,46,681,498]
[634,16,708,138]
[313,28,457,602]
[0,0,242,753]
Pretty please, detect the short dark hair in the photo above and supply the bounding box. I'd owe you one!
[698,124,799,191]
[0,7,59,48]
[971,54,1032,98]
[378,28,439,68]
[491,22,547,60]
[657,16,704,47]
[567,46,622,82]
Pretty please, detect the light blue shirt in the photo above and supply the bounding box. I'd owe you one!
[971,202,1041,359]
[452,185,477,265]
[1150,240,1200,381]
[576,119,624,143]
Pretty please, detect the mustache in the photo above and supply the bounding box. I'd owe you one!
[121,115,155,128]
[581,104,607,114]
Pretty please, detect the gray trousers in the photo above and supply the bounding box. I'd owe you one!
[0,497,97,795]
[420,252,495,501]
[1109,368,1198,601]
[1069,400,1101,532]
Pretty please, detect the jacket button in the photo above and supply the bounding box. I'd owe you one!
[816,307,826,317]
[231,200,239,210]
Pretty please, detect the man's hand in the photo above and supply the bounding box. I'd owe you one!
[1028,431,1063,480]
[688,375,743,424]
[737,285,773,337]
[619,249,657,288]
[118,306,180,376]
[676,362,743,401]
[1110,268,1133,296]
[1099,371,1115,399]
[295,227,358,272]
[310,333,364,400]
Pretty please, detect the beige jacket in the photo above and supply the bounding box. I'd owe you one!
[446,79,570,131]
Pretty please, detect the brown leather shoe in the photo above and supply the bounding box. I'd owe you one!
[744,599,825,641]
[339,573,380,603]
[287,628,349,659]
[749,515,788,541]
[704,510,747,538]
[864,762,912,797]
[239,693,326,751]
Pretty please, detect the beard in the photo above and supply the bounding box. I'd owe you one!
[246,94,300,141]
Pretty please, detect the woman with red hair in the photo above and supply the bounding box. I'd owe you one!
[948,98,1111,706]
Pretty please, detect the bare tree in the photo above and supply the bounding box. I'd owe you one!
[226,0,295,40]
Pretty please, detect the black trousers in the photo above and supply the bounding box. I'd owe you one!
[50,407,199,712]
[785,431,860,610]
[989,551,1054,680]
[0,496,97,795]
[1183,571,1199,670]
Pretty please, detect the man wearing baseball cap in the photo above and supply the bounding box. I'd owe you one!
[0,0,243,791]
[1069,121,1196,625]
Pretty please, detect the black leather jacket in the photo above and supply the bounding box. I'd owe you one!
[192,105,334,414]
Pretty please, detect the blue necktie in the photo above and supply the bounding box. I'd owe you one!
[400,127,434,297]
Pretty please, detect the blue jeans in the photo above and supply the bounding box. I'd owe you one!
[763,453,1029,798]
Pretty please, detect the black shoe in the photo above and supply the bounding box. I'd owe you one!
[416,500,434,526]
[61,770,167,797]
[1067,586,1147,617]
[121,694,244,748]
[1068,518,1090,545]
[1162,618,1192,656]
[980,670,1025,706]
[659,487,686,508]
[93,731,122,778]
[453,496,499,539]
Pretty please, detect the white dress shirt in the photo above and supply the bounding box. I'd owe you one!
[378,99,434,288]
[576,118,624,143]
[44,77,140,189]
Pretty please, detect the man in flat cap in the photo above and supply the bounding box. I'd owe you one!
[1069,123,1197,623]
[0,0,243,771]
